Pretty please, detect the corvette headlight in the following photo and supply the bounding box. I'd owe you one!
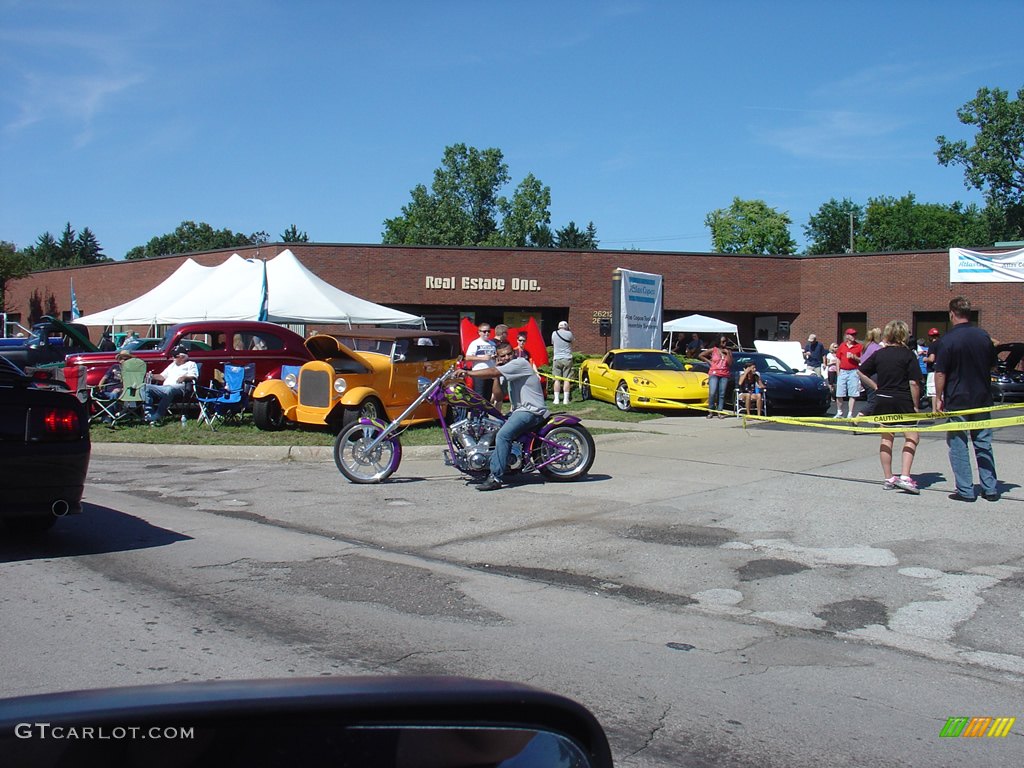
[334,377,348,394]
[632,376,653,387]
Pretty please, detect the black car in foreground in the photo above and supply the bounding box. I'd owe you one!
[991,343,1024,402]
[0,357,90,533]
[729,351,833,415]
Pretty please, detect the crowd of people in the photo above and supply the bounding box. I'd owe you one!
[803,297,1000,502]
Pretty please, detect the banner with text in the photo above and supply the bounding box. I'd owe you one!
[949,247,1024,283]
[617,268,663,349]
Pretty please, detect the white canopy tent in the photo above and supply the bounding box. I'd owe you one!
[663,313,741,352]
[74,259,212,328]
[75,250,424,328]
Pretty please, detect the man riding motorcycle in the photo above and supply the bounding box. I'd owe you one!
[454,340,549,491]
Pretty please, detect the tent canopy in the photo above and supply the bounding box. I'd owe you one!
[663,314,741,350]
[75,250,424,328]
[663,314,739,336]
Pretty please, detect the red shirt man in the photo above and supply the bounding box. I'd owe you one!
[837,330,863,370]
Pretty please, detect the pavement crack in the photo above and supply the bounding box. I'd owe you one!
[624,703,671,758]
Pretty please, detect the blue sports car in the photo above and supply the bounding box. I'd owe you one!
[728,352,832,415]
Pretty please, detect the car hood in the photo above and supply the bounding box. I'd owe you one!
[994,343,1024,372]
[760,372,829,391]
[624,369,707,387]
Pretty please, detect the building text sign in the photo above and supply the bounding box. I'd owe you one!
[425,276,541,292]
[949,247,1024,283]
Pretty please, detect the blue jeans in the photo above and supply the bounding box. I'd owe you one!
[946,413,997,499]
[491,409,545,482]
[144,383,186,422]
[708,375,728,412]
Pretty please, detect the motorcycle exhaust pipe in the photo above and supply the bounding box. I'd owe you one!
[51,500,70,517]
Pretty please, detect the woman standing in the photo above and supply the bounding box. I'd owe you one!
[825,343,840,416]
[699,336,733,418]
[857,320,923,494]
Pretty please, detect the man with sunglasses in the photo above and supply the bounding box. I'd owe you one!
[464,322,497,401]
[455,341,550,491]
[143,345,198,425]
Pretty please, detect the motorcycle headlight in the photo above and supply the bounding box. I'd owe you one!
[334,377,347,394]
[417,376,432,394]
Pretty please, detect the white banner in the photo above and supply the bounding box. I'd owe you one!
[617,268,663,349]
[949,247,1024,283]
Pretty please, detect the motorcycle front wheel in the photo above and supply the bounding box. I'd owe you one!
[334,422,402,483]
[536,424,596,482]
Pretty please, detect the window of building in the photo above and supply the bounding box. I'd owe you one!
[837,313,866,342]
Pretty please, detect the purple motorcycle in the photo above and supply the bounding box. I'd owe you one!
[334,364,596,484]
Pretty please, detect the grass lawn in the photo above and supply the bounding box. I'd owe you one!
[89,396,668,446]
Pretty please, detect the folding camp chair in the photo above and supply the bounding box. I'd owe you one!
[196,363,251,429]
[89,357,147,427]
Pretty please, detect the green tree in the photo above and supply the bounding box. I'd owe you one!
[383,143,556,247]
[125,220,254,259]
[857,193,993,251]
[804,198,863,254]
[936,86,1024,238]
[57,223,78,265]
[0,241,31,311]
[281,224,309,242]
[705,198,797,254]
[76,227,106,263]
[556,221,600,249]
[23,232,60,269]
[490,173,552,247]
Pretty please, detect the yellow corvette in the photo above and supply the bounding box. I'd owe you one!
[578,349,709,411]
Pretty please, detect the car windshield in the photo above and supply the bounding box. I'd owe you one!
[733,354,792,373]
[611,351,685,371]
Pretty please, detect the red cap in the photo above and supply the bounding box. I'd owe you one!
[928,327,940,336]
[844,328,857,336]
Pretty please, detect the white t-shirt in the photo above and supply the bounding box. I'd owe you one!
[465,338,496,371]
[159,359,198,387]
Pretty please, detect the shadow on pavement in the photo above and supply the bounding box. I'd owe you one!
[0,503,192,563]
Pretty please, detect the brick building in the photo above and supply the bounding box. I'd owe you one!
[5,243,1022,352]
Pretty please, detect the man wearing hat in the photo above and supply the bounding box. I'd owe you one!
[550,320,574,405]
[835,328,863,418]
[803,333,826,375]
[143,345,199,425]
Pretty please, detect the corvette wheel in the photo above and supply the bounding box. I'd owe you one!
[615,381,631,411]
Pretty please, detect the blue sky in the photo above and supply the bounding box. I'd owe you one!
[2,0,1022,259]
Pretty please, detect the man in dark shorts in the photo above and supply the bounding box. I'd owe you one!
[858,320,922,494]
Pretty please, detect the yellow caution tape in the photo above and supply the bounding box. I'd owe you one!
[565,371,1024,434]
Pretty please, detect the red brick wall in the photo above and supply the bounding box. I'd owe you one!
[6,244,1021,353]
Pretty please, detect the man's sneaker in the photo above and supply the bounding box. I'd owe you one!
[882,476,899,490]
[833,412,844,419]
[476,476,503,492]
[895,476,919,494]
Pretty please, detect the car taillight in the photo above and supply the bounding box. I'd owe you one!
[28,407,81,441]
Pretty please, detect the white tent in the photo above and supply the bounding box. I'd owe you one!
[75,250,424,327]
[74,259,212,327]
[663,313,740,350]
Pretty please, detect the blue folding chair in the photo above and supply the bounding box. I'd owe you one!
[196,364,251,429]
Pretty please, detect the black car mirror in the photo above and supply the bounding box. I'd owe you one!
[0,677,614,768]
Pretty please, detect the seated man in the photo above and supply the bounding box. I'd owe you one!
[98,350,133,399]
[144,346,198,424]
[684,333,703,358]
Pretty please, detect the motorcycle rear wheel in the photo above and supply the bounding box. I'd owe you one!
[536,424,596,481]
[334,422,402,483]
